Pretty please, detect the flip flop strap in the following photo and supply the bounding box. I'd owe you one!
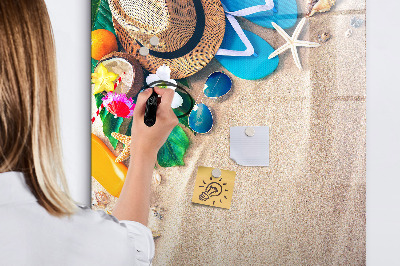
[224,0,274,17]
[216,13,255,57]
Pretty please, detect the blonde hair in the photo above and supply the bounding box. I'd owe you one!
[0,0,76,216]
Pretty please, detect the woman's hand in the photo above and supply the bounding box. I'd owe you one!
[112,87,178,224]
[130,87,179,160]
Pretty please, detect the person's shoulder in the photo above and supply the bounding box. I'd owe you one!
[73,204,120,224]
[70,204,147,241]
[72,204,155,264]
[72,204,152,240]
[68,204,136,253]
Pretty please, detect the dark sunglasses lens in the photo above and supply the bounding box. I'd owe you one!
[203,72,232,98]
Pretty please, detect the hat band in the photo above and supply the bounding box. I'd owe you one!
[137,0,205,59]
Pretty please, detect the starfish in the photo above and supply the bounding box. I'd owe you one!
[91,63,118,94]
[268,18,320,70]
[111,132,131,163]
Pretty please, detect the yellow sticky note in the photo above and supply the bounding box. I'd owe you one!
[192,166,236,209]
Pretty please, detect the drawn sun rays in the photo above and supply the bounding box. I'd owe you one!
[198,175,229,205]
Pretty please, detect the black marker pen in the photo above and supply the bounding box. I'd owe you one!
[144,88,158,127]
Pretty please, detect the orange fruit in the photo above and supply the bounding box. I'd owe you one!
[91,29,118,61]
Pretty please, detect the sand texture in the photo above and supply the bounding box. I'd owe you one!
[92,0,366,264]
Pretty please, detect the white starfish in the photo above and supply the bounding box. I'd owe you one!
[268,18,320,70]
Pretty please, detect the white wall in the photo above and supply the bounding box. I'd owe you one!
[45,0,400,263]
[46,0,91,205]
[366,0,400,264]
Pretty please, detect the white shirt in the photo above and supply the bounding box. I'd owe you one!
[0,171,154,266]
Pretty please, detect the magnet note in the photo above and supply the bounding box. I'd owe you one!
[230,126,269,166]
[192,166,236,209]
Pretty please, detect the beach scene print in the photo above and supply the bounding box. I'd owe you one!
[91,0,366,264]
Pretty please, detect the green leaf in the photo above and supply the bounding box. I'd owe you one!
[92,0,115,33]
[157,125,190,167]
[177,78,190,90]
[102,112,124,149]
[92,58,98,74]
[94,92,108,121]
[91,0,101,29]
[126,119,133,137]
[94,92,104,109]
[99,107,108,121]
[178,115,190,130]
[93,92,108,121]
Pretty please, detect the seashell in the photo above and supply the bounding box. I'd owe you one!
[306,0,319,14]
[148,207,164,239]
[152,171,162,186]
[350,17,364,28]
[307,0,336,17]
[318,32,332,43]
[152,231,161,238]
[345,28,353,38]
[150,206,164,220]
[95,191,110,208]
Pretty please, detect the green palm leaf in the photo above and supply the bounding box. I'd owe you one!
[157,125,190,167]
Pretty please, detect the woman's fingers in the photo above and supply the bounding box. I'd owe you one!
[153,87,168,95]
[154,87,175,109]
[151,88,178,127]
[135,87,177,127]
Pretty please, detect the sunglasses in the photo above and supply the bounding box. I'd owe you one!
[188,71,232,134]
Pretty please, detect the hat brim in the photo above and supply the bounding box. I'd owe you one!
[112,0,226,79]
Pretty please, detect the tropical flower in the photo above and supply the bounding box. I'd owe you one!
[146,65,183,109]
[91,63,118,94]
[102,92,135,118]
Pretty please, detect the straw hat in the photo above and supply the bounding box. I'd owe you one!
[109,0,226,79]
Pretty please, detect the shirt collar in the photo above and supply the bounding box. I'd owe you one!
[0,171,38,205]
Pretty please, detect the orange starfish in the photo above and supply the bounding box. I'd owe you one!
[111,132,131,163]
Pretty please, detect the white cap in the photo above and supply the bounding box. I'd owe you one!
[139,46,149,56]
[245,127,255,137]
[150,36,160,46]
[211,168,222,178]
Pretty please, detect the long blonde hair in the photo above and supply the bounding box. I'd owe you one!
[0,0,76,216]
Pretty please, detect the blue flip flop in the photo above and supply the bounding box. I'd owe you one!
[221,0,298,29]
[214,14,279,80]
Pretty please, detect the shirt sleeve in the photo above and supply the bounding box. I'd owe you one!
[79,206,155,265]
[92,209,155,265]
[119,220,155,265]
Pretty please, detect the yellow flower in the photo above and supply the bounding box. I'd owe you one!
[91,63,118,94]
